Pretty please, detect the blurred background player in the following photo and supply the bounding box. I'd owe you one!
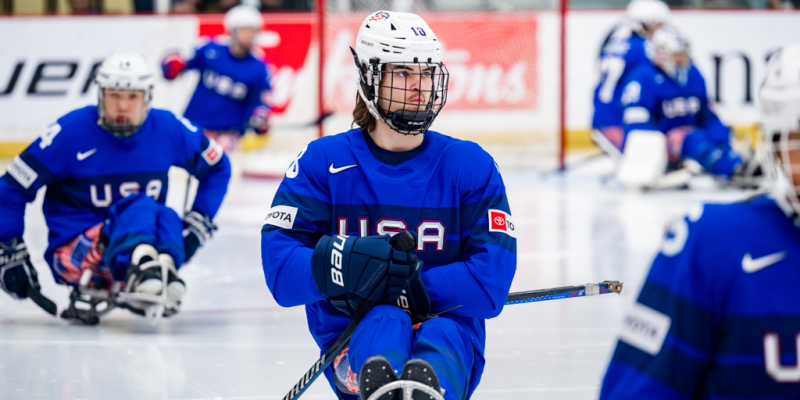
[591,0,671,158]
[260,10,516,400]
[614,27,758,189]
[599,45,800,399]
[161,4,272,154]
[0,53,231,323]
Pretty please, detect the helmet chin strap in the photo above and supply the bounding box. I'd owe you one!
[385,109,433,136]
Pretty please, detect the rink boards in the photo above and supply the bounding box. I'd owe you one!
[0,10,798,160]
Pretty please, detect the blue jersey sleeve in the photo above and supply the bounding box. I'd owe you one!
[0,120,78,241]
[185,42,207,71]
[422,149,517,319]
[692,70,729,143]
[243,64,272,125]
[171,114,231,219]
[621,68,660,134]
[260,142,329,307]
[600,205,727,400]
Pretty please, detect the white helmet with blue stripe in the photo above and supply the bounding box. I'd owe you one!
[352,10,449,135]
[760,45,800,215]
[95,53,154,137]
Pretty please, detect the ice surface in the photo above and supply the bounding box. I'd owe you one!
[0,156,752,399]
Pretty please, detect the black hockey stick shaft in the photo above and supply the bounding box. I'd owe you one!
[505,280,623,305]
[283,231,418,400]
[283,298,373,400]
[270,112,333,130]
[283,279,622,400]
[26,286,57,316]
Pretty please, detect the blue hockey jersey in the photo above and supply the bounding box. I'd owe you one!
[592,28,650,129]
[182,40,271,134]
[619,62,728,141]
[0,106,231,270]
[601,195,800,399]
[261,129,517,396]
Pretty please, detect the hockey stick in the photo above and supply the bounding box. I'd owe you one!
[26,286,57,316]
[284,298,374,400]
[283,280,623,400]
[270,112,334,131]
[505,280,623,305]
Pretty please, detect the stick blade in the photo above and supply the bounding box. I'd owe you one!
[27,286,57,316]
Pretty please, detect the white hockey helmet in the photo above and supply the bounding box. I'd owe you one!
[352,10,449,135]
[225,5,262,32]
[648,27,691,85]
[95,53,155,137]
[627,0,670,34]
[760,45,800,216]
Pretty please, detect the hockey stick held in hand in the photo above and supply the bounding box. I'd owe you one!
[505,280,623,305]
[283,279,623,400]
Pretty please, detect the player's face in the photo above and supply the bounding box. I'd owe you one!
[673,52,690,68]
[103,89,146,126]
[379,64,434,113]
[233,27,257,50]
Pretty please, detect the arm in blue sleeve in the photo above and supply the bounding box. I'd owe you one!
[261,144,329,307]
[244,64,272,127]
[422,157,517,319]
[176,116,231,219]
[600,207,720,399]
[699,96,730,145]
[621,73,661,134]
[0,178,31,242]
[192,153,231,219]
[185,43,205,71]
[1,125,70,242]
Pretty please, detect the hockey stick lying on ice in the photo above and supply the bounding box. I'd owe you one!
[282,279,623,400]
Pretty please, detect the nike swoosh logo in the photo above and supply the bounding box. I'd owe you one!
[76,148,97,161]
[329,163,357,174]
[742,251,787,273]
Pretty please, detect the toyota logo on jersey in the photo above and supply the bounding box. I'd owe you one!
[488,209,516,238]
[493,216,505,227]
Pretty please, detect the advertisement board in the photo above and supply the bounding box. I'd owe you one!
[2,11,800,158]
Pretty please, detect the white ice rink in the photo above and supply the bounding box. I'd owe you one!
[0,157,753,400]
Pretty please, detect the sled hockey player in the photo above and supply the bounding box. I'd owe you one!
[591,0,671,157]
[161,4,271,153]
[0,53,231,324]
[613,27,757,189]
[261,11,516,400]
[600,45,800,400]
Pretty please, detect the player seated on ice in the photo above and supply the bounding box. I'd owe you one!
[614,27,759,189]
[599,45,800,400]
[261,10,516,400]
[592,0,671,158]
[0,53,231,324]
[161,4,271,153]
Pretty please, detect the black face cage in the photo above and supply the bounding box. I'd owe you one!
[352,49,449,136]
[770,127,800,189]
[97,88,153,138]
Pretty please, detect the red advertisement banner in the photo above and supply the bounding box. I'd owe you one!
[197,12,538,115]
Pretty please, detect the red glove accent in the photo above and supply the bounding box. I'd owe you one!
[249,106,271,135]
[161,53,187,80]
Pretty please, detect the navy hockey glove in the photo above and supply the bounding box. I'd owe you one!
[396,271,431,324]
[311,233,422,304]
[0,238,40,300]
[183,211,217,262]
